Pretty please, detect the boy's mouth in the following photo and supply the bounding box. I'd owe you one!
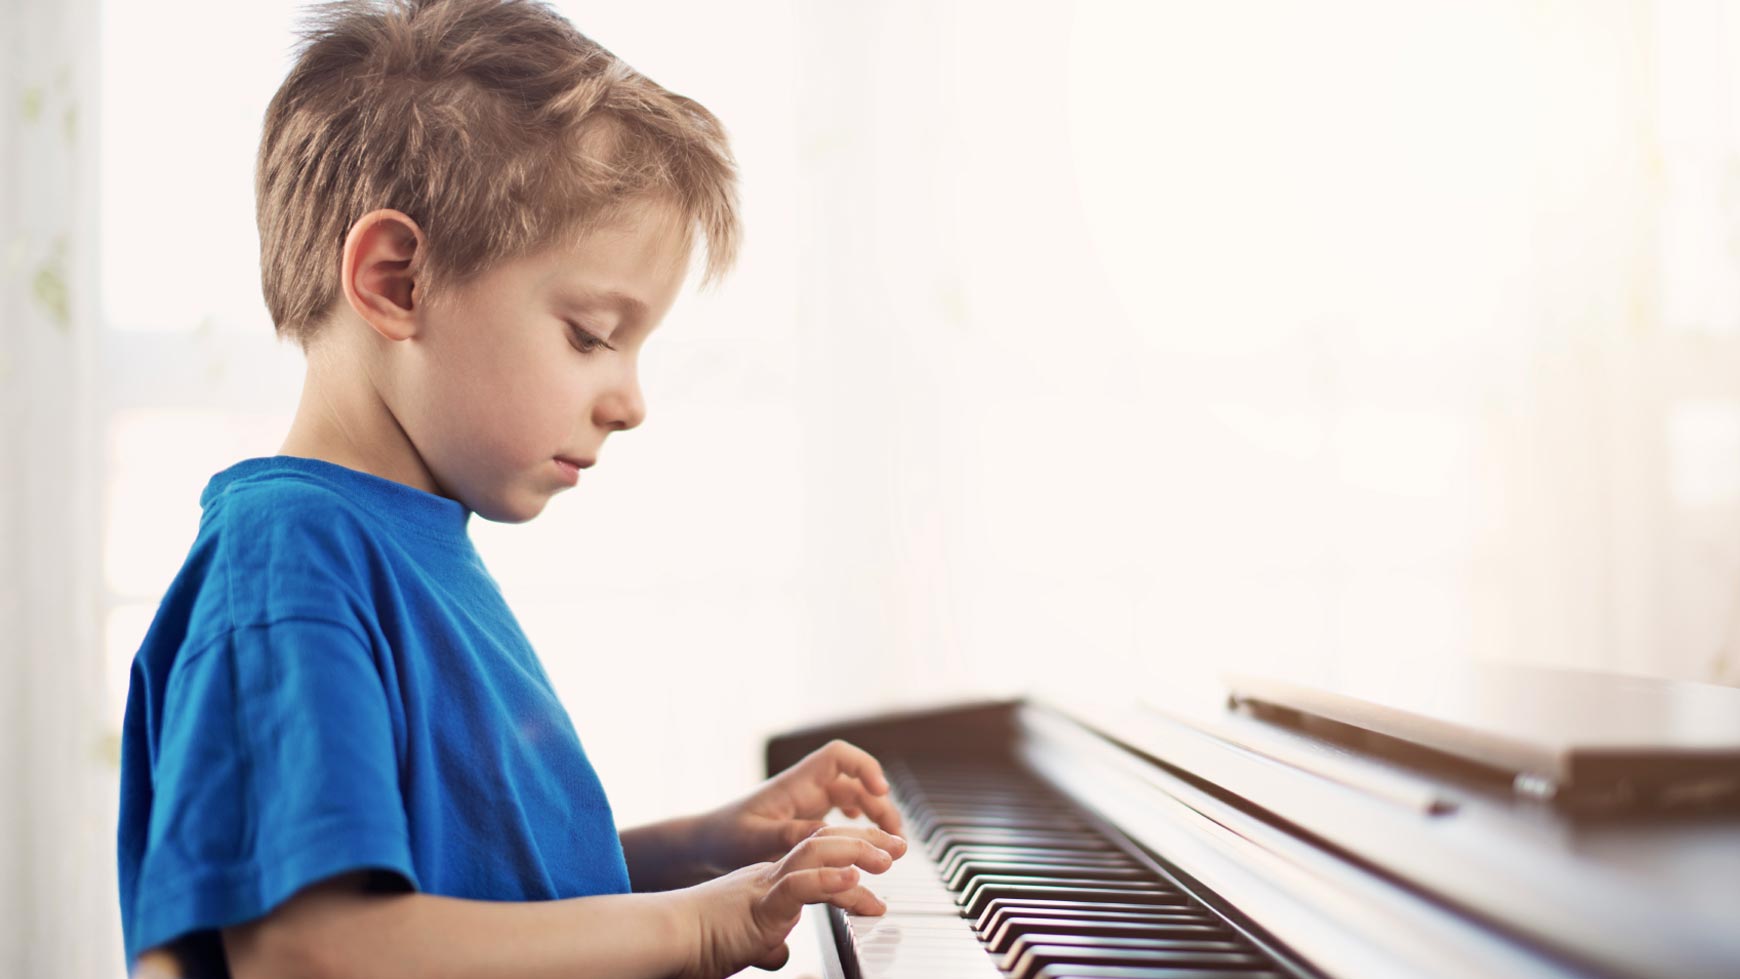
[553,456,593,484]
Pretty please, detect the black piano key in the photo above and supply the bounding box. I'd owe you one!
[933,830,1111,851]
[941,846,1136,880]
[985,909,1219,948]
[1032,969,1284,979]
[959,875,1167,910]
[913,797,1078,817]
[1011,944,1270,979]
[919,809,1083,828]
[907,789,1071,805]
[946,860,1151,892]
[988,911,1218,939]
[922,822,1097,848]
[967,876,1169,911]
[921,797,1062,815]
[917,814,1096,842]
[915,794,1074,807]
[925,824,1099,845]
[988,917,1228,955]
[976,899,1209,936]
[1003,935,1246,975]
[964,883,1188,921]
[930,829,1114,856]
[939,843,1134,862]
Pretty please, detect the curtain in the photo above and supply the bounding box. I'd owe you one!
[1,0,114,975]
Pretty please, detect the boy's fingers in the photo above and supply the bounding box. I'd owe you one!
[752,942,792,972]
[812,739,891,796]
[764,866,858,919]
[781,818,829,850]
[826,883,887,916]
[827,775,904,835]
[812,824,907,859]
[779,835,894,875]
[859,784,902,834]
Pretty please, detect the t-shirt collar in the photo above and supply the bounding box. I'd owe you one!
[201,455,473,543]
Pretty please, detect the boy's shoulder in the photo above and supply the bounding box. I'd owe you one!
[185,456,475,612]
[169,456,474,643]
[203,457,364,514]
[188,459,414,608]
[200,458,382,549]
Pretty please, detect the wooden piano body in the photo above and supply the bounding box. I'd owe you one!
[767,669,1740,979]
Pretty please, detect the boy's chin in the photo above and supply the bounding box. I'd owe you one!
[468,485,553,524]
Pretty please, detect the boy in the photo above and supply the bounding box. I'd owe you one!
[116,1,906,976]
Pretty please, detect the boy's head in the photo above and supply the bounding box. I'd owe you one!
[255,0,740,522]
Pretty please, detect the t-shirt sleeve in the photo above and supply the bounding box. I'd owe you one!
[127,615,418,961]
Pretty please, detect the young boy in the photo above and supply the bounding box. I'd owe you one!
[115,1,906,976]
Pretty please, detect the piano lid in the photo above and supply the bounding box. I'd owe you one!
[1224,663,1740,806]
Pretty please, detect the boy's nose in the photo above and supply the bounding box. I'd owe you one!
[595,371,647,432]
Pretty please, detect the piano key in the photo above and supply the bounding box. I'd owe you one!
[821,756,1296,979]
[917,813,1096,840]
[918,792,1069,810]
[983,906,1218,944]
[840,913,1005,978]
[940,846,1136,880]
[1009,944,1271,979]
[852,949,1006,977]
[957,874,1169,911]
[975,898,1216,936]
[946,860,1151,892]
[929,828,1115,854]
[1025,967,1286,979]
[1001,934,1246,975]
[963,882,1183,920]
[910,795,1080,809]
[988,917,1229,955]
[912,797,1082,812]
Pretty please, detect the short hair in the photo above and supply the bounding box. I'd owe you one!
[256,0,741,347]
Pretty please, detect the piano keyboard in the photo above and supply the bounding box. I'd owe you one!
[832,758,1297,979]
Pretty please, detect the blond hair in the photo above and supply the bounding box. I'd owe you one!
[256,0,741,347]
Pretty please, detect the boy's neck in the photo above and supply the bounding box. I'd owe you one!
[278,350,448,500]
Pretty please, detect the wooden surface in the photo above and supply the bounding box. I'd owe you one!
[1224,664,1740,786]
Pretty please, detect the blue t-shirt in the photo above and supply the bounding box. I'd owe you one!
[116,455,631,971]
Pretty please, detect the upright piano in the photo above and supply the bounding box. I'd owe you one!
[766,666,1740,979]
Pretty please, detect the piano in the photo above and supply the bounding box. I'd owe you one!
[765,666,1740,979]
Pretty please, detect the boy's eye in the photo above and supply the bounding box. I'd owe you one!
[566,322,614,354]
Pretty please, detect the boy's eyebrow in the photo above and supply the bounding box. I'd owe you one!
[562,287,649,321]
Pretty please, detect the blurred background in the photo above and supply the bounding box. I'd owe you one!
[8,0,1740,974]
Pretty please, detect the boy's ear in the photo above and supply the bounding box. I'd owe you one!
[340,209,425,342]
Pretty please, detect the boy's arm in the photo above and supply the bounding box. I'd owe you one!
[223,871,687,979]
[223,826,901,979]
[620,813,718,891]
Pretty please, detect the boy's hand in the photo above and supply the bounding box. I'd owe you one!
[677,828,899,978]
[698,739,906,872]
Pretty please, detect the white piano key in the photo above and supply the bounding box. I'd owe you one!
[824,810,1004,979]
